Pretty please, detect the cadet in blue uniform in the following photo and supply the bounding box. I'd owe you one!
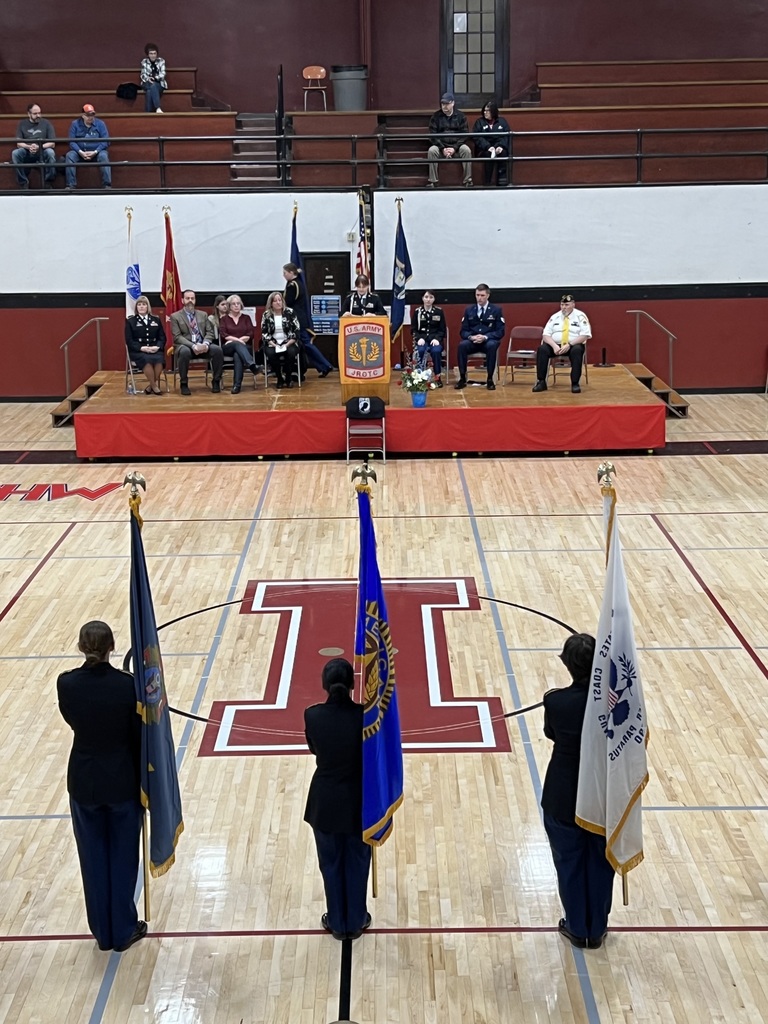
[304,658,372,941]
[541,632,615,950]
[455,283,506,390]
[57,620,147,953]
[411,290,447,385]
[341,275,386,317]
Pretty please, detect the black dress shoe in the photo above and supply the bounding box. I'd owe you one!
[318,367,332,378]
[180,383,191,396]
[275,378,285,389]
[571,384,581,393]
[558,919,587,949]
[347,912,373,940]
[532,380,547,392]
[587,931,607,949]
[486,378,496,391]
[211,380,221,393]
[248,363,259,375]
[321,913,345,940]
[114,920,147,952]
[231,384,241,394]
[454,377,467,390]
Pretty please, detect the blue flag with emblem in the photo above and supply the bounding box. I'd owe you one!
[129,501,184,876]
[125,211,141,319]
[289,203,313,330]
[355,486,403,845]
[390,200,412,342]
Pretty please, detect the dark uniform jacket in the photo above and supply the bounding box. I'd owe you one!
[540,680,589,820]
[284,278,311,333]
[411,305,446,342]
[428,108,469,150]
[57,662,141,805]
[473,116,511,156]
[124,314,167,356]
[341,291,386,317]
[304,695,363,835]
[459,302,506,343]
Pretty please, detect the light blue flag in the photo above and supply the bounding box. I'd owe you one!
[126,213,141,318]
[355,487,404,845]
[390,201,412,342]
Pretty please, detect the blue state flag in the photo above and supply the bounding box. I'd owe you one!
[130,507,184,876]
[125,213,141,318]
[390,202,412,342]
[355,488,404,845]
[289,204,313,330]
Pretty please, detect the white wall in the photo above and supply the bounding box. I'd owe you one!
[373,185,768,290]
[0,192,361,295]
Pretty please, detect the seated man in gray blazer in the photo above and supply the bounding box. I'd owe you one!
[170,289,224,395]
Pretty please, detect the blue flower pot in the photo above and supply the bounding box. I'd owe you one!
[411,391,427,408]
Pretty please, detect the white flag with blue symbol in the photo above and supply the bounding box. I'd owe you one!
[576,488,649,875]
[126,214,142,318]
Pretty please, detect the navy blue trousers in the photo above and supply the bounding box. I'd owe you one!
[457,337,500,378]
[544,813,615,942]
[299,330,333,373]
[70,797,143,950]
[313,830,371,936]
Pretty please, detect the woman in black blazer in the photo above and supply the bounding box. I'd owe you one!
[541,632,615,950]
[57,620,147,952]
[304,658,372,940]
[124,295,167,394]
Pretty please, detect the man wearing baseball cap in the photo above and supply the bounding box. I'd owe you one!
[426,92,472,188]
[65,103,112,190]
[533,294,591,394]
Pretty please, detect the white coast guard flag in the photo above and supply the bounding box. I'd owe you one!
[125,214,142,318]
[575,489,649,874]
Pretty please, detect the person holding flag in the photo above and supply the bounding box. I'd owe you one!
[541,632,616,950]
[57,620,147,952]
[304,658,372,941]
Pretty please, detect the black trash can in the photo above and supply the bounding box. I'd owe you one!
[330,65,368,110]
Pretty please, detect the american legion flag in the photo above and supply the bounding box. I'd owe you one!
[355,485,403,845]
[129,498,184,876]
[575,484,649,874]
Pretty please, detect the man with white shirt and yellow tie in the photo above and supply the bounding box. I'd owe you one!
[533,293,591,394]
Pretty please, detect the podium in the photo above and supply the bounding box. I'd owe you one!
[338,315,391,405]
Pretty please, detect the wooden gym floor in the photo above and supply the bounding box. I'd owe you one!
[0,395,767,1022]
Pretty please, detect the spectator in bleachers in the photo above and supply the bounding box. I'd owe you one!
[261,292,301,390]
[65,105,111,190]
[220,294,259,394]
[411,290,446,386]
[12,103,57,190]
[427,93,472,189]
[140,43,167,114]
[473,100,510,186]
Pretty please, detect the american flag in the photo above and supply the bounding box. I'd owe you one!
[355,192,370,279]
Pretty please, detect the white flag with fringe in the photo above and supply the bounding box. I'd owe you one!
[575,487,649,874]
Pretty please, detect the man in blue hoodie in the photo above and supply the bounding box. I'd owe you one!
[65,103,111,190]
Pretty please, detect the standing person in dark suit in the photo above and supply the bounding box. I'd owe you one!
[57,621,147,952]
[541,632,615,950]
[304,658,372,941]
[454,283,506,391]
[282,263,334,378]
[124,295,167,394]
[340,274,386,317]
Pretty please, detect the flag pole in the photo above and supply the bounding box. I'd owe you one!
[142,814,151,920]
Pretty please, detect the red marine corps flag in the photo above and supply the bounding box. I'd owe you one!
[161,207,182,317]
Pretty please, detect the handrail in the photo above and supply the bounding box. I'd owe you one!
[626,309,677,389]
[59,317,109,397]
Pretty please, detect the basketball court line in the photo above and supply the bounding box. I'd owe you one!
[0,523,77,623]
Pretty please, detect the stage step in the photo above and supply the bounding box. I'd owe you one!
[51,371,111,427]
[625,363,689,418]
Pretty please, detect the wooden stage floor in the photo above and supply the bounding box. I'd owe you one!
[73,365,667,458]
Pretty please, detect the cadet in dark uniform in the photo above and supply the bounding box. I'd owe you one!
[341,274,386,317]
[411,290,447,385]
[124,294,167,394]
[455,283,506,390]
[304,658,372,940]
[57,620,147,952]
[541,632,615,950]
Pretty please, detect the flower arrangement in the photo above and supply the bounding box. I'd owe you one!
[399,360,436,393]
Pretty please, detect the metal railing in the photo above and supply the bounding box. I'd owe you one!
[626,309,677,389]
[3,124,768,191]
[59,317,109,397]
